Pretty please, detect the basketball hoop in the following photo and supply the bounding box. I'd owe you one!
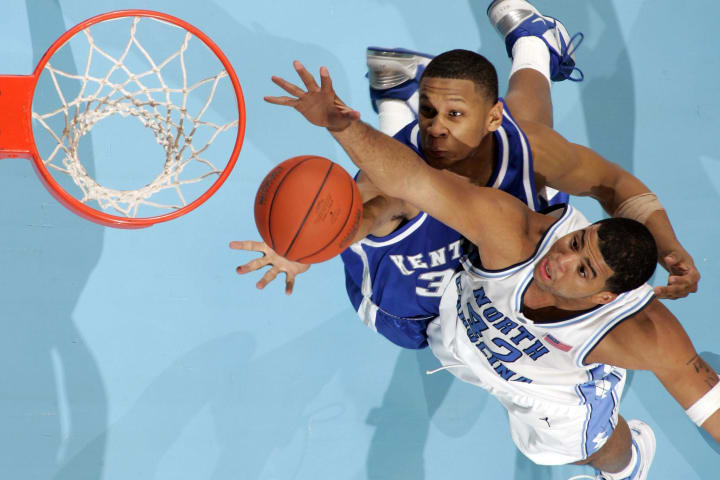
[0,10,246,228]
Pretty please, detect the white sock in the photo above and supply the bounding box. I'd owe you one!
[377,98,417,136]
[603,441,638,480]
[510,36,551,86]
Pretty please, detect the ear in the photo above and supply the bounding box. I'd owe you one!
[590,291,618,305]
[486,101,503,132]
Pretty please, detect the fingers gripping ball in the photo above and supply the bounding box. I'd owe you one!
[254,156,363,263]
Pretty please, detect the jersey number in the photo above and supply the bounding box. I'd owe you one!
[416,269,454,297]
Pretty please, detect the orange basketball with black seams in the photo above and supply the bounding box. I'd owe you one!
[254,155,363,264]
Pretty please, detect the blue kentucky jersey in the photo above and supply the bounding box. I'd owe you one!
[341,99,566,349]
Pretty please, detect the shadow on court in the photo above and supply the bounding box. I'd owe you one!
[364,347,487,480]
[0,1,107,478]
[575,1,636,174]
[61,312,371,479]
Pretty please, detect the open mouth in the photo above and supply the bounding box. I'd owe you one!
[540,258,551,280]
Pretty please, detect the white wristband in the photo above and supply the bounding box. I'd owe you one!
[686,379,720,427]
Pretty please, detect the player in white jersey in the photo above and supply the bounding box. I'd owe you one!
[260,40,720,480]
[428,204,656,468]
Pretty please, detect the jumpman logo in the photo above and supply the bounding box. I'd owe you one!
[540,416,551,427]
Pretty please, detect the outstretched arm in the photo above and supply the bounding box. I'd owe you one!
[587,299,720,442]
[522,120,699,300]
[265,61,536,268]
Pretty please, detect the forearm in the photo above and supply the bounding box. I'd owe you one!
[593,162,650,215]
[609,179,683,258]
[330,120,425,201]
[685,378,720,443]
[640,208,686,259]
[589,156,698,295]
[701,409,720,444]
[656,354,720,443]
[661,379,720,443]
[575,153,684,259]
[531,130,657,221]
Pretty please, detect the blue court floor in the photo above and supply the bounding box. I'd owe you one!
[1,1,719,479]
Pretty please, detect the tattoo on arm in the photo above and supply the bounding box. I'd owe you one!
[687,354,720,388]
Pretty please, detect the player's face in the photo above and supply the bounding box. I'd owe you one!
[418,77,496,170]
[533,225,616,303]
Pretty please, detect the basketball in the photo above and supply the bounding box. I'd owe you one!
[254,155,363,264]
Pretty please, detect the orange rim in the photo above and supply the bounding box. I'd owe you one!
[27,10,246,228]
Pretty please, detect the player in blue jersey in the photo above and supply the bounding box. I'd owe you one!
[258,29,720,478]
[233,0,698,350]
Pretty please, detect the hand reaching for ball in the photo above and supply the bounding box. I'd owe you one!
[230,240,310,295]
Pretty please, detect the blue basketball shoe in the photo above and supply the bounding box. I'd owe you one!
[366,47,434,113]
[487,0,584,82]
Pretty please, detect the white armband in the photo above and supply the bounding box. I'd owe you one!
[613,193,664,224]
[686,379,720,427]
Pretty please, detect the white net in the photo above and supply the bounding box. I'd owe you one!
[31,15,241,219]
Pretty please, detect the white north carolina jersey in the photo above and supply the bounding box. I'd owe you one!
[428,205,656,407]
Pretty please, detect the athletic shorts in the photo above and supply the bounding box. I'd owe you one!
[495,375,624,465]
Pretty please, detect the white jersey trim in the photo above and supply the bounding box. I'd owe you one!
[410,122,420,150]
[501,108,536,211]
[576,289,656,367]
[358,296,379,331]
[360,212,429,248]
[350,242,378,330]
[492,125,510,190]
